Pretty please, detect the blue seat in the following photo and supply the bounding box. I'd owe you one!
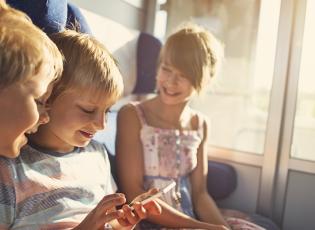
[7,0,91,34]
[133,32,162,94]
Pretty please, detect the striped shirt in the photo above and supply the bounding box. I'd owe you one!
[0,140,116,230]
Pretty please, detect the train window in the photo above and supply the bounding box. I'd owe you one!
[291,0,315,161]
[154,0,167,40]
[155,0,281,155]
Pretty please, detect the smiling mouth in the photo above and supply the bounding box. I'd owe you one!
[163,87,180,96]
[79,130,94,139]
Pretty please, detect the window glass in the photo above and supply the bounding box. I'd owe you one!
[156,0,281,154]
[291,0,315,161]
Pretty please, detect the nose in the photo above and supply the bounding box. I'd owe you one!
[93,112,106,130]
[166,73,179,86]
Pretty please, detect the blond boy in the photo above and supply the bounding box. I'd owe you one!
[0,0,63,157]
[0,30,161,230]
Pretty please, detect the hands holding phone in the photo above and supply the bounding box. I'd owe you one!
[116,188,162,228]
[74,189,161,230]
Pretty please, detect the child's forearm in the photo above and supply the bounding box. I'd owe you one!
[194,192,229,227]
[146,199,215,229]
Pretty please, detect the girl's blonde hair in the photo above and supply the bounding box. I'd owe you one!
[160,23,224,93]
[0,1,63,89]
[49,30,124,103]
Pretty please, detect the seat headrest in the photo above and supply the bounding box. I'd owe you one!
[7,0,91,34]
[134,32,162,94]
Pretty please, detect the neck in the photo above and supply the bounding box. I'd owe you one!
[28,125,75,153]
[151,96,191,129]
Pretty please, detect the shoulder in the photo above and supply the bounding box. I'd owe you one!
[0,156,14,174]
[118,102,138,115]
[0,158,15,227]
[84,140,112,165]
[190,109,209,130]
[86,139,107,153]
[117,102,143,125]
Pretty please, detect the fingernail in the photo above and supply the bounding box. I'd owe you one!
[117,209,124,217]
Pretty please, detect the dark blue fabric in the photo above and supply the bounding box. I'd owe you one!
[134,32,162,94]
[207,161,237,200]
[7,0,91,34]
[7,0,67,34]
[67,2,91,34]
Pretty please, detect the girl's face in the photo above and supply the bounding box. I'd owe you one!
[0,64,53,158]
[43,88,114,153]
[156,62,196,105]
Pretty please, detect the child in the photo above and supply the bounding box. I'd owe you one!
[0,0,63,158]
[116,24,265,230]
[0,30,160,230]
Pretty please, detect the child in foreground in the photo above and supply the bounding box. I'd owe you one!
[0,0,63,158]
[0,30,160,230]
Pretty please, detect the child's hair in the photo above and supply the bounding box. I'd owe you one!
[159,23,224,93]
[49,30,124,102]
[0,1,63,89]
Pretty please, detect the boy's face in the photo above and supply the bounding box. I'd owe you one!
[0,64,54,158]
[43,87,114,153]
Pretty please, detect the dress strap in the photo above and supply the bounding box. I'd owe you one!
[131,102,147,126]
[196,112,205,139]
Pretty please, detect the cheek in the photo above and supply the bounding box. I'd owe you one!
[23,101,40,129]
[49,108,88,131]
[156,75,165,88]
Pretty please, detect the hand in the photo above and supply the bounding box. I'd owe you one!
[117,189,162,227]
[73,193,126,230]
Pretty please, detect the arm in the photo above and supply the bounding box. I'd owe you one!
[190,119,230,228]
[116,105,227,230]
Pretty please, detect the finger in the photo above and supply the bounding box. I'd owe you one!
[130,188,159,205]
[122,204,140,225]
[132,202,147,219]
[116,217,130,227]
[143,200,162,215]
[130,193,148,205]
[103,209,124,223]
[147,187,159,195]
[99,193,126,210]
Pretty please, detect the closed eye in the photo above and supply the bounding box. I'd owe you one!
[79,106,95,114]
[162,66,171,72]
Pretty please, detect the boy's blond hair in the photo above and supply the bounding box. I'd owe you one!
[160,23,224,93]
[0,1,63,89]
[49,30,124,103]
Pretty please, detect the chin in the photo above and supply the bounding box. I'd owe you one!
[74,140,91,148]
[0,145,21,158]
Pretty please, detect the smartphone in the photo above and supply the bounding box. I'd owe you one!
[130,181,176,208]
